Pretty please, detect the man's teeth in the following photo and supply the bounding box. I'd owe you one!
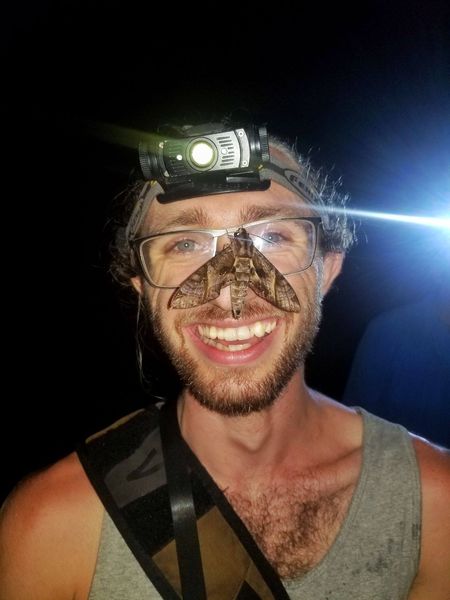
[198,320,277,342]
[201,338,252,352]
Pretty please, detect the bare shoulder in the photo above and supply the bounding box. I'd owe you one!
[0,452,103,600]
[412,433,450,479]
[409,435,450,599]
[412,435,450,513]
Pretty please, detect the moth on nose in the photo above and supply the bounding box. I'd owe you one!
[169,227,301,319]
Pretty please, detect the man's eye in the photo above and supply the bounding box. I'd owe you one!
[173,239,198,252]
[262,231,285,244]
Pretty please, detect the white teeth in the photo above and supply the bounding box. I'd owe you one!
[203,338,252,352]
[237,326,251,340]
[267,320,276,333]
[197,320,277,342]
[224,328,238,341]
[253,321,265,338]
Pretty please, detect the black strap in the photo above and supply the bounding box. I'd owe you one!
[159,401,207,600]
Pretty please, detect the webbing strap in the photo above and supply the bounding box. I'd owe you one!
[160,401,207,600]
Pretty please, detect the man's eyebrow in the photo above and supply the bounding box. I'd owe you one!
[239,205,310,222]
[153,203,312,233]
[155,207,211,230]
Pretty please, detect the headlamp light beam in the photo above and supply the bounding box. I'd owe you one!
[309,205,450,231]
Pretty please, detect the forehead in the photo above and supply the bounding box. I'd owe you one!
[144,181,315,233]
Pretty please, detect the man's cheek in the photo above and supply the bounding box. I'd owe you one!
[145,286,165,316]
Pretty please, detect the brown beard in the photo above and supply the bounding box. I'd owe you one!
[146,269,323,417]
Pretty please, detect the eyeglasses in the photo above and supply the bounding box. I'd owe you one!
[130,216,322,288]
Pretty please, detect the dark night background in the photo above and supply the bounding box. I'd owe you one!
[2,1,449,503]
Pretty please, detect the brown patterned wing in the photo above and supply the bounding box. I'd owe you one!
[169,245,235,309]
[248,246,301,312]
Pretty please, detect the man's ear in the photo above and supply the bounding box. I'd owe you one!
[131,275,144,296]
[321,252,344,296]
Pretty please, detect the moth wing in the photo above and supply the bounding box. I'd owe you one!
[249,247,301,312]
[169,245,235,309]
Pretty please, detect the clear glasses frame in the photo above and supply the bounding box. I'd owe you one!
[130,216,323,288]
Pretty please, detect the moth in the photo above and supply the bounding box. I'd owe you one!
[169,227,301,319]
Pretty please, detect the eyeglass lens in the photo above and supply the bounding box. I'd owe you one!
[138,219,317,287]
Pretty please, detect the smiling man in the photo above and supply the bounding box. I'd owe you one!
[132,183,331,419]
[1,122,449,600]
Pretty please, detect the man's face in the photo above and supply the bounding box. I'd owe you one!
[133,182,342,416]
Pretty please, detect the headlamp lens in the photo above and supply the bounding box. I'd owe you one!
[188,140,217,169]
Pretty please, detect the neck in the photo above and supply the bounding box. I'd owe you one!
[177,368,324,489]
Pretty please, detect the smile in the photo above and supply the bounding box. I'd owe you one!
[197,320,277,352]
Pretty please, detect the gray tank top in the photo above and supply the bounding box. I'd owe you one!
[88,409,421,599]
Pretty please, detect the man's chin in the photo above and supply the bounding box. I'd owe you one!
[172,347,303,417]
[188,377,280,417]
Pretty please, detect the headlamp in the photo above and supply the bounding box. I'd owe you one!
[138,123,270,202]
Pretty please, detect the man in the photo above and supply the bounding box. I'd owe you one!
[1,122,449,599]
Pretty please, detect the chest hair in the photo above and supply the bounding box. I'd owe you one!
[225,478,355,579]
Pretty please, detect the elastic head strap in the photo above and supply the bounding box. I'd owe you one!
[126,158,320,240]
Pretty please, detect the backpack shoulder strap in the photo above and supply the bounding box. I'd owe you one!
[77,403,289,600]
